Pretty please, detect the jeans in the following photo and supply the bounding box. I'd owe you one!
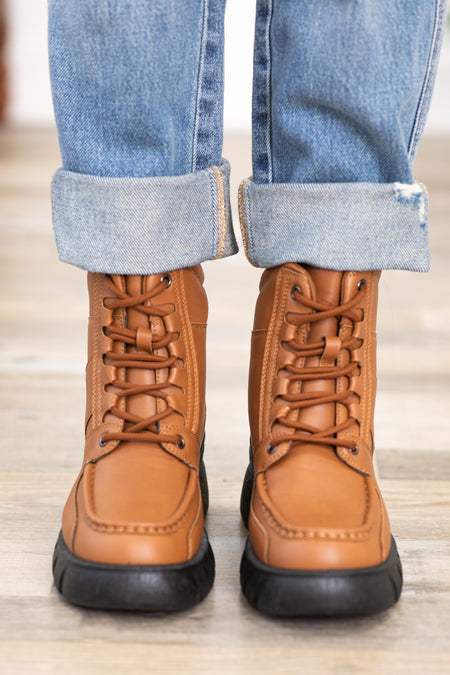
[49,0,447,274]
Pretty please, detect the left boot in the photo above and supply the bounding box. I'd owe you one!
[240,263,403,616]
[52,267,214,611]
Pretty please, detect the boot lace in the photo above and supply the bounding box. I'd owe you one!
[268,280,367,456]
[99,274,184,448]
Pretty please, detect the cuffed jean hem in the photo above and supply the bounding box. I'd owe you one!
[51,159,238,274]
[238,179,430,272]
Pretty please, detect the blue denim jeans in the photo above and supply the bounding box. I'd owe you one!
[49,0,447,274]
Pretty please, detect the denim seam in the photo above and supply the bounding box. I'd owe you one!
[246,186,256,264]
[191,0,225,173]
[210,165,227,259]
[238,179,257,266]
[207,166,219,259]
[265,0,274,182]
[252,0,274,183]
[192,0,209,172]
[408,0,447,161]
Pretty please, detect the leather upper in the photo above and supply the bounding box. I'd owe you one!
[248,263,392,570]
[62,266,208,565]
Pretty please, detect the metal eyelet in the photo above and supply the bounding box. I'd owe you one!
[357,279,367,291]
[349,444,359,455]
[267,443,277,454]
[176,436,185,449]
[161,274,172,287]
[291,285,302,300]
[99,434,108,447]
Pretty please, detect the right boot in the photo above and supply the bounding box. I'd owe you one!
[53,266,215,611]
[240,263,402,616]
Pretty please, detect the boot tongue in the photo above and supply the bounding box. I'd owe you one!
[296,266,344,443]
[124,276,158,422]
[302,265,343,306]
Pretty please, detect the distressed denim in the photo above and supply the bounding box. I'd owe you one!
[49,0,447,274]
[241,0,447,271]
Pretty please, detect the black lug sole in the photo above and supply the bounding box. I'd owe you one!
[240,447,254,529]
[240,536,402,617]
[240,454,403,617]
[53,529,215,612]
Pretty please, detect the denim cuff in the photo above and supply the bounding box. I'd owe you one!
[52,159,238,274]
[238,180,429,271]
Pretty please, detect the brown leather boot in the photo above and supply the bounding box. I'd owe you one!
[240,263,402,616]
[53,267,215,611]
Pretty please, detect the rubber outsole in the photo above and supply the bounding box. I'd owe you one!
[240,446,254,529]
[53,529,215,612]
[239,453,403,617]
[240,536,402,617]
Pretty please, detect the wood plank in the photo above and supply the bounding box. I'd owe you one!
[0,642,449,675]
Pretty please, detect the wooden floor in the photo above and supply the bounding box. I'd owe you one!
[0,129,449,674]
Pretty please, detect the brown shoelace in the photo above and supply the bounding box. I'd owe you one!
[99,274,184,448]
[270,280,367,455]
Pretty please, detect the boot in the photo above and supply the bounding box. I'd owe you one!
[240,263,402,616]
[53,267,215,611]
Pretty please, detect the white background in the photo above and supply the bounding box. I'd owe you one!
[5,0,450,134]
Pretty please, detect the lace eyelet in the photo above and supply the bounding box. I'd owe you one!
[98,434,108,447]
[357,279,367,291]
[267,443,277,454]
[291,285,302,300]
[349,444,359,455]
[176,435,185,449]
[161,274,172,288]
